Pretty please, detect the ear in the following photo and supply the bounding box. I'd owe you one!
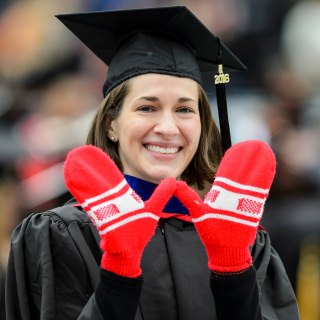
[107,120,118,141]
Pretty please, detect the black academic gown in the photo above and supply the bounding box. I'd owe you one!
[5,204,299,320]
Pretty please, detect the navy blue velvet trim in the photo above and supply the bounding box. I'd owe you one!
[124,175,188,214]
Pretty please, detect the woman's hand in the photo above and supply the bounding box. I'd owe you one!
[175,140,276,273]
[64,145,176,278]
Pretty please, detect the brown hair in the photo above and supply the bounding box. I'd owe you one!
[86,79,223,190]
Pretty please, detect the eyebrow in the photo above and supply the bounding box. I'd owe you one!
[137,96,196,103]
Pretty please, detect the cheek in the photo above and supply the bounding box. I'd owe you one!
[118,121,146,144]
[185,120,201,146]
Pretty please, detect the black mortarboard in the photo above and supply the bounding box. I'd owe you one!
[56,6,247,152]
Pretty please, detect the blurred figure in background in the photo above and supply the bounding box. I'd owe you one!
[0,3,101,315]
[260,1,320,319]
[0,262,5,319]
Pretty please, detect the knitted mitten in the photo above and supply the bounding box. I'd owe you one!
[175,140,276,273]
[64,145,176,277]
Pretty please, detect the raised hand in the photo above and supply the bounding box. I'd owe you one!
[64,145,176,277]
[175,140,276,273]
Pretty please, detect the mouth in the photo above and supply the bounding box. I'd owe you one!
[144,144,181,154]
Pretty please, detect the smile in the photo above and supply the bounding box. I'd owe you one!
[145,144,180,154]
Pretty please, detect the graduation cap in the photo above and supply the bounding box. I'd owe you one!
[56,6,247,153]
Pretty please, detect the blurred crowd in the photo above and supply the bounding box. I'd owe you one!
[1,0,320,319]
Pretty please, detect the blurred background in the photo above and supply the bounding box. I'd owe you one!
[1,0,320,319]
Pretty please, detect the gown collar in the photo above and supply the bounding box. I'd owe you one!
[124,174,188,214]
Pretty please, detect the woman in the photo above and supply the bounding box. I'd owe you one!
[6,6,299,320]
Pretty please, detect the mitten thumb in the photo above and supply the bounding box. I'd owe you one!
[174,181,204,218]
[146,177,177,212]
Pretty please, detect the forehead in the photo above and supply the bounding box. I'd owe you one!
[126,73,199,98]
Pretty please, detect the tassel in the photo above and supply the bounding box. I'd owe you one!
[215,38,231,154]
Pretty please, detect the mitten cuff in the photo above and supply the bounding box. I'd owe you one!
[208,246,252,273]
[101,250,142,278]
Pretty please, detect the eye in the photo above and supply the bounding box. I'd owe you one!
[176,106,196,113]
[137,105,156,112]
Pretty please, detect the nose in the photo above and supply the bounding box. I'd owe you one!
[153,111,179,136]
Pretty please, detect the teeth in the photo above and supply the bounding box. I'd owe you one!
[145,145,179,154]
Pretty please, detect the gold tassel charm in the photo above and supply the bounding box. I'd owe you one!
[214,64,230,85]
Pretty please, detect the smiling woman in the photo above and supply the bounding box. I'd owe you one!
[87,75,222,190]
[5,5,299,320]
[102,74,201,185]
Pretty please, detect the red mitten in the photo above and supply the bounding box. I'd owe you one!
[175,140,276,273]
[64,145,176,278]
